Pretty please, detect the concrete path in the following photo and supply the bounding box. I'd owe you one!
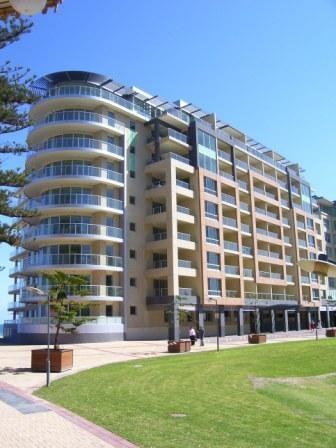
[0,330,326,447]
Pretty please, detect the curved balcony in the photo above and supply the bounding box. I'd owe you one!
[28,110,125,145]
[22,223,123,246]
[11,254,123,276]
[27,136,124,168]
[28,193,123,215]
[30,84,151,122]
[25,165,124,196]
[19,284,124,303]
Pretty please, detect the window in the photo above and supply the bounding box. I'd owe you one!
[130,146,135,154]
[204,311,213,322]
[130,249,136,259]
[130,120,136,131]
[312,289,320,300]
[307,218,314,230]
[130,278,136,287]
[130,170,136,178]
[208,278,222,296]
[206,226,219,244]
[205,201,218,219]
[207,252,220,270]
[129,195,136,205]
[204,176,217,195]
[130,306,137,315]
[308,235,315,248]
[130,222,136,231]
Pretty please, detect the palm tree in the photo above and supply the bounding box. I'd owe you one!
[42,271,92,349]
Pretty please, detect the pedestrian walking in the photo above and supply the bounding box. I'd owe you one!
[198,326,205,346]
[189,326,197,345]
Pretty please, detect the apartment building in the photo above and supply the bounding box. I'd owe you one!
[313,197,336,326]
[4,70,327,343]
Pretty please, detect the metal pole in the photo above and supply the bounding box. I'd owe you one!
[46,294,51,387]
[216,301,219,352]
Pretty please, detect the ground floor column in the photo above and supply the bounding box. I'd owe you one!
[297,311,301,331]
[255,308,261,333]
[284,310,289,332]
[318,308,321,326]
[238,309,244,336]
[197,310,205,330]
[168,299,180,341]
[307,311,312,329]
[219,307,225,337]
[326,307,331,328]
[271,309,275,333]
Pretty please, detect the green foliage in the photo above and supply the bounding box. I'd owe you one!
[0,17,40,246]
[36,340,336,448]
[42,271,93,349]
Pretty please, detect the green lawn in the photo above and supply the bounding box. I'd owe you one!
[35,340,336,448]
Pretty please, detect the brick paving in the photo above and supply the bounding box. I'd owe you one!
[0,330,326,447]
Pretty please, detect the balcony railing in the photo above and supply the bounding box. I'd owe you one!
[168,128,188,144]
[242,246,253,255]
[236,159,248,170]
[256,228,280,240]
[37,109,124,132]
[29,194,123,211]
[218,150,231,161]
[168,152,191,165]
[240,202,250,212]
[23,223,123,240]
[32,136,124,158]
[178,259,193,269]
[222,193,236,205]
[223,217,237,228]
[224,241,238,252]
[176,179,191,190]
[31,165,124,184]
[226,290,240,298]
[243,268,253,277]
[238,180,248,190]
[13,315,123,325]
[287,275,294,282]
[255,207,278,220]
[254,187,277,201]
[220,170,234,181]
[152,205,166,215]
[16,254,123,272]
[225,265,239,275]
[177,205,192,215]
[257,249,281,259]
[301,276,310,284]
[45,84,151,118]
[163,108,190,124]
[298,239,307,248]
[152,260,168,269]
[241,224,251,233]
[177,232,192,241]
[246,292,296,302]
[152,232,167,241]
[153,288,168,297]
[179,288,195,297]
[259,271,284,279]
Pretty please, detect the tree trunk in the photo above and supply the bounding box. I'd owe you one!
[54,321,61,350]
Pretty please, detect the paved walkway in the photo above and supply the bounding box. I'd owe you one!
[0,330,326,447]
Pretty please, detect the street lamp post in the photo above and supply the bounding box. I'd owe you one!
[209,297,219,351]
[26,286,50,387]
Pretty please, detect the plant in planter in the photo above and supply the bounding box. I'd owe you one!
[166,296,192,353]
[248,306,267,344]
[31,271,93,373]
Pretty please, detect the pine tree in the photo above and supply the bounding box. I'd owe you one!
[0,17,40,245]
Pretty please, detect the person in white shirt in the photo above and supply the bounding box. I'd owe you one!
[189,326,197,345]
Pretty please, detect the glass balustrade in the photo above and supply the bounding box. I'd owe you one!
[31,165,123,183]
[45,84,151,118]
[29,194,123,210]
[23,223,123,240]
[19,254,123,270]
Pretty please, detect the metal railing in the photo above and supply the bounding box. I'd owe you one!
[225,265,239,275]
[168,128,188,144]
[224,241,238,251]
[176,179,191,190]
[45,84,151,118]
[152,259,168,269]
[177,205,192,215]
[255,207,278,220]
[23,223,123,240]
[16,254,123,271]
[223,217,237,228]
[29,194,123,211]
[241,223,251,233]
[152,205,166,214]
[32,136,124,157]
[31,165,123,184]
[178,259,193,268]
[179,288,194,296]
[218,150,231,161]
[256,227,280,240]
[242,246,253,255]
[37,109,124,132]
[177,232,192,241]
[222,193,236,205]
[243,269,253,277]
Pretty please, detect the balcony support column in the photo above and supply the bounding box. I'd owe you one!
[270,309,275,333]
[219,306,225,337]
[255,308,261,334]
[284,310,289,332]
[168,298,180,341]
[296,311,301,331]
[318,308,321,327]
[237,308,244,336]
[326,305,331,328]
[307,311,312,329]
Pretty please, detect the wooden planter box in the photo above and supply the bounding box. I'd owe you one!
[168,340,191,353]
[248,334,267,344]
[326,328,336,337]
[31,349,73,372]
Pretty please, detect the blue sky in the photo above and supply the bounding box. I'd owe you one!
[1,0,336,321]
